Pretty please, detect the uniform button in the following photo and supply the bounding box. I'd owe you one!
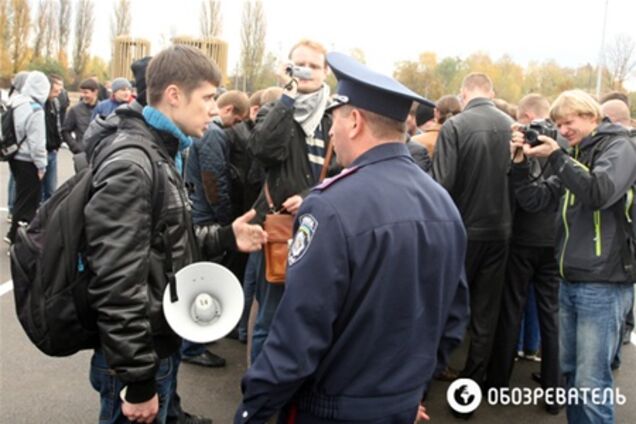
[242,411,248,418]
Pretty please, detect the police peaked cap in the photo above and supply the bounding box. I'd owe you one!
[326,52,434,122]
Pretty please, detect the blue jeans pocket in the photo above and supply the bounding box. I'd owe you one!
[89,351,121,423]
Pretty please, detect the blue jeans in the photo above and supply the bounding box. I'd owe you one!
[251,250,284,363]
[239,251,260,341]
[559,280,633,424]
[180,339,207,357]
[89,350,175,424]
[7,173,15,214]
[42,150,58,202]
[517,282,541,353]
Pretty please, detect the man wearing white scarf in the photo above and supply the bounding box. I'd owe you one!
[246,39,333,362]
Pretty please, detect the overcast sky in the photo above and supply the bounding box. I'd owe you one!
[90,0,636,89]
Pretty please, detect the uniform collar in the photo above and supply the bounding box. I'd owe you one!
[350,142,411,169]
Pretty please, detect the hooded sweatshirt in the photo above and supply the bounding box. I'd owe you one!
[9,71,50,171]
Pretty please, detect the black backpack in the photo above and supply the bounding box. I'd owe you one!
[10,138,167,356]
[0,104,26,161]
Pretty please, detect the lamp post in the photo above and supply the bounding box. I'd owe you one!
[595,0,609,98]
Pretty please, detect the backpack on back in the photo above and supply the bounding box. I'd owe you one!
[0,104,26,161]
[10,138,167,356]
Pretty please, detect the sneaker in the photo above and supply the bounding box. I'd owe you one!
[181,351,226,368]
[523,350,541,362]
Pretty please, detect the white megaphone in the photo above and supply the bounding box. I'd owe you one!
[163,261,244,343]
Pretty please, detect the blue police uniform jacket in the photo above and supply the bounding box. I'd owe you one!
[235,142,469,423]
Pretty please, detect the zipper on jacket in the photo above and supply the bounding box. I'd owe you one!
[560,190,571,279]
[593,210,602,257]
[627,188,634,223]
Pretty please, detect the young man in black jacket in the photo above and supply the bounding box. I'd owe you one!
[510,90,636,423]
[84,46,266,424]
[61,78,99,152]
[42,74,64,202]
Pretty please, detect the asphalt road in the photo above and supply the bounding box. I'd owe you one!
[1,148,636,423]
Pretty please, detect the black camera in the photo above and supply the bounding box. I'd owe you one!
[521,119,558,147]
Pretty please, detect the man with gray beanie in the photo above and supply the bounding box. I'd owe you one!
[91,77,132,120]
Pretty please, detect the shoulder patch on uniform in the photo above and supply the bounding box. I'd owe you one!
[314,166,360,191]
[288,214,318,267]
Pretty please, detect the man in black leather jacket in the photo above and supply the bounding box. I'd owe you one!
[432,73,513,386]
[84,46,266,424]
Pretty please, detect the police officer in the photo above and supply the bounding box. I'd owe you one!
[234,52,469,424]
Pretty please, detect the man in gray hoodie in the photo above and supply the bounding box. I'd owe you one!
[6,71,50,243]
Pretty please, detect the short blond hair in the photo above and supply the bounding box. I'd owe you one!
[518,94,550,119]
[217,90,250,118]
[550,90,602,123]
[288,39,328,67]
[461,73,493,93]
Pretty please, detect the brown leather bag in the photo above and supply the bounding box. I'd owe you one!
[263,142,334,284]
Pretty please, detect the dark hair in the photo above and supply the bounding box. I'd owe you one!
[415,103,435,126]
[48,74,63,85]
[600,91,630,106]
[436,95,462,124]
[146,45,222,106]
[79,78,99,91]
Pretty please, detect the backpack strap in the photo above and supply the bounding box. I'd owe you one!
[92,138,167,235]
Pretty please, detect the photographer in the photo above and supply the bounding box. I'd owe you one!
[509,89,636,424]
[486,94,564,414]
[246,39,333,362]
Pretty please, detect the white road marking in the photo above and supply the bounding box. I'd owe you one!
[0,280,13,297]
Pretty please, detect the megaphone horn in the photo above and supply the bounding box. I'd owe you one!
[163,261,244,344]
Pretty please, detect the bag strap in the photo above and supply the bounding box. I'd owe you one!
[264,141,335,213]
[319,140,335,182]
[93,138,167,235]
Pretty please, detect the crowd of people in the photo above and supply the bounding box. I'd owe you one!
[3,37,636,424]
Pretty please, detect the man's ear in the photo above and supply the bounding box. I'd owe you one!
[164,84,181,107]
[350,108,364,139]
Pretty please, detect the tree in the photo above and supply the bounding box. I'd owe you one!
[0,0,11,77]
[9,0,30,73]
[85,56,109,83]
[28,57,67,83]
[604,34,636,91]
[32,0,58,60]
[200,0,222,39]
[57,0,71,67]
[350,47,366,64]
[73,0,94,80]
[111,0,131,43]
[239,0,266,93]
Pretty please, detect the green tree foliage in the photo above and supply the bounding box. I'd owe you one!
[28,57,68,84]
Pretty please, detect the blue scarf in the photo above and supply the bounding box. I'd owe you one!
[142,106,192,174]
